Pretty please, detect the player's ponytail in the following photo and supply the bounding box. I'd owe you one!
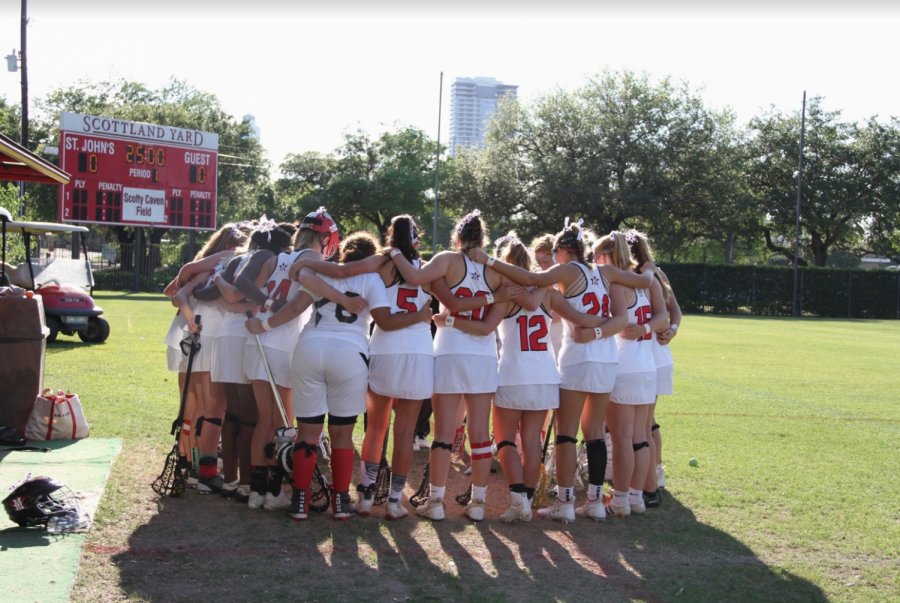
[495,232,532,272]
[386,215,420,263]
[625,229,671,302]
[451,209,490,252]
[195,223,248,260]
[593,231,636,272]
[552,218,596,267]
[249,220,295,254]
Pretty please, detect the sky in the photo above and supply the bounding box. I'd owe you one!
[1,1,898,173]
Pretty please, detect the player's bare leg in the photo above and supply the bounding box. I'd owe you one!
[235,384,257,503]
[195,372,226,493]
[606,401,635,517]
[629,404,651,515]
[219,383,240,498]
[537,388,583,522]
[386,398,423,519]
[578,392,611,520]
[416,393,462,521]
[358,390,392,516]
[463,392,492,521]
[494,406,531,522]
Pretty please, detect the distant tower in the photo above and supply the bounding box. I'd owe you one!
[449,77,518,156]
[243,114,261,140]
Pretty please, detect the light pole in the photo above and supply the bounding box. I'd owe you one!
[793,91,806,317]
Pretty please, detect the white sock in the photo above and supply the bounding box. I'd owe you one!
[628,488,643,504]
[657,463,664,472]
[559,486,574,503]
[359,460,377,488]
[472,485,487,501]
[613,490,628,504]
[588,482,603,501]
[429,484,445,500]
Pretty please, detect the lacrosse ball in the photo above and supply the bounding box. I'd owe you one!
[25,290,34,298]
[689,458,699,467]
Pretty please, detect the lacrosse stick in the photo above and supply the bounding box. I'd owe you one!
[533,410,556,505]
[409,462,430,508]
[373,420,392,506]
[245,311,296,475]
[152,315,201,497]
[309,464,331,512]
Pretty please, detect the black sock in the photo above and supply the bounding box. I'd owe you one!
[509,483,526,494]
[585,439,607,486]
[525,487,535,500]
[268,465,286,496]
[250,466,267,495]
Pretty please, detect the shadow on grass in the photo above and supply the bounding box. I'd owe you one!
[105,459,828,603]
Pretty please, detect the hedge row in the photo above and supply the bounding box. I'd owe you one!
[659,263,900,319]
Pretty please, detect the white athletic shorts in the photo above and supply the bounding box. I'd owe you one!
[494,384,559,411]
[559,362,617,394]
[656,364,674,396]
[292,345,369,418]
[433,354,498,395]
[610,371,656,406]
[166,347,186,373]
[369,353,434,400]
[244,345,293,389]
[211,336,250,384]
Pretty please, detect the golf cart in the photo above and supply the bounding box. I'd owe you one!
[1,208,109,343]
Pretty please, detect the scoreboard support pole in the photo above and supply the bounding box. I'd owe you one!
[71,231,79,260]
[188,231,196,262]
[132,228,142,293]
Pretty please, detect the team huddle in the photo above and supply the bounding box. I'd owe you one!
[164,207,681,524]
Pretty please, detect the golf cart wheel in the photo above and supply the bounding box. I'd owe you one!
[78,316,110,343]
[46,316,59,343]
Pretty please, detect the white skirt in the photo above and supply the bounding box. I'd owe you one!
[494,384,559,411]
[656,364,674,396]
[244,345,293,389]
[369,353,434,400]
[610,371,656,406]
[166,346,186,373]
[211,335,250,384]
[433,354,498,395]
[189,334,215,373]
[559,362,617,394]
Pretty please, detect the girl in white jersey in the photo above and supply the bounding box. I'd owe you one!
[574,232,668,518]
[248,232,430,521]
[164,224,248,491]
[468,219,655,523]
[442,233,613,522]
[625,230,681,506]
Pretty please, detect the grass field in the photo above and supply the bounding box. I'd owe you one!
[40,293,900,603]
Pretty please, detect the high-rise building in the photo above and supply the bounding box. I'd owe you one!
[449,77,518,156]
[243,114,261,140]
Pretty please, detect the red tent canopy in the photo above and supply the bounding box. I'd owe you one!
[0,132,69,185]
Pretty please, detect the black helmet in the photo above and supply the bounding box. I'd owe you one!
[3,474,80,528]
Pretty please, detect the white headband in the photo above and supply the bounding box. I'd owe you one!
[256,214,277,242]
[625,230,638,244]
[564,217,585,241]
[494,235,521,248]
[231,220,252,239]
[457,209,481,234]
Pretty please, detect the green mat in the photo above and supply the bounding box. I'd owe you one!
[0,438,122,603]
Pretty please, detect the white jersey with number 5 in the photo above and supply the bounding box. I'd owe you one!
[557,262,617,367]
[369,259,433,356]
[434,253,497,358]
[497,304,560,386]
[615,288,656,374]
[299,272,390,356]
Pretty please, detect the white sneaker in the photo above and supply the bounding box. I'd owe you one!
[628,497,646,515]
[414,435,429,450]
[385,500,409,520]
[605,498,631,518]
[499,492,532,523]
[464,499,485,522]
[657,465,667,489]
[537,499,575,523]
[220,479,241,499]
[356,486,375,517]
[415,496,445,521]
[264,490,292,511]
[247,491,265,510]
[576,497,607,522]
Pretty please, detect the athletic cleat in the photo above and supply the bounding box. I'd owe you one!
[220,479,241,499]
[332,490,357,520]
[234,484,250,503]
[413,435,429,450]
[629,498,646,515]
[197,474,224,494]
[537,499,575,523]
[499,492,532,523]
[657,465,667,489]
[264,490,292,511]
[605,498,631,518]
[643,490,661,509]
[464,499,485,522]
[415,496,445,521]
[247,491,265,510]
[187,470,200,489]
[290,489,308,521]
[385,500,409,520]
[576,497,607,522]
[355,485,375,517]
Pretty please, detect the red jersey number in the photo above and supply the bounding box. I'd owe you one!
[582,292,610,318]
[449,287,490,321]
[397,288,418,314]
[516,315,549,352]
[635,306,652,340]
[262,279,292,313]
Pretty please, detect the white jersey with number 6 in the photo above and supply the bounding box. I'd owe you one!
[433,253,497,358]
[369,259,433,356]
[299,272,391,357]
[557,262,617,367]
[497,304,560,387]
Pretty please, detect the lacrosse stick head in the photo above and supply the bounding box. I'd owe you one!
[151,446,186,498]
[373,460,392,506]
[309,464,330,513]
[455,482,472,506]
[409,462,430,508]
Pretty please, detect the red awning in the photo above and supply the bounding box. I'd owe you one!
[0,132,70,185]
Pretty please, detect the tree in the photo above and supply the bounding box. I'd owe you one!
[277,125,440,243]
[0,96,21,141]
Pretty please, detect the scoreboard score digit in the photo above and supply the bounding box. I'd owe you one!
[58,112,219,231]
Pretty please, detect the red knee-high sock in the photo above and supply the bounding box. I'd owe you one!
[331,448,354,493]
[293,442,318,492]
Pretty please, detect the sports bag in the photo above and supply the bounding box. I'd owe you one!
[24,389,90,441]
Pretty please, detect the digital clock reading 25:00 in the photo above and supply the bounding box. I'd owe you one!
[58,112,219,231]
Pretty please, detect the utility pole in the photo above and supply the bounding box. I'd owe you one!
[19,0,29,215]
[793,91,806,317]
[432,72,443,256]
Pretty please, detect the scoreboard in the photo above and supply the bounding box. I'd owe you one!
[58,112,219,231]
